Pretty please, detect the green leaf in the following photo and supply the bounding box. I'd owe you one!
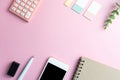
[104,26,108,29]
[116,3,120,11]
[104,24,109,29]
[112,10,119,15]
[106,19,112,24]
[109,15,115,19]
[112,10,116,14]
[116,3,120,7]
[118,7,120,11]
[116,10,119,15]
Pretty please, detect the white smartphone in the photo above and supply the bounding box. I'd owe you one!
[38,57,69,80]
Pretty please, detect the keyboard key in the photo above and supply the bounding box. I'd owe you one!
[21,2,25,6]
[21,12,25,16]
[14,3,19,7]
[30,0,34,2]
[25,5,29,9]
[34,1,38,4]
[23,0,27,3]
[16,10,21,14]
[27,1,32,5]
[25,11,31,18]
[29,8,33,12]
[32,4,36,8]
[18,6,23,10]
[16,0,21,3]
[23,9,27,12]
[11,7,16,11]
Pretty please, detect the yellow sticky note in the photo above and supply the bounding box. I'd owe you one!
[65,0,73,7]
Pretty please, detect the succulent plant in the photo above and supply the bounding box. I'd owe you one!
[104,3,120,29]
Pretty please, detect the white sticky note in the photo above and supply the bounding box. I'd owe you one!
[84,1,102,20]
[65,0,74,7]
[76,0,89,8]
[72,0,89,14]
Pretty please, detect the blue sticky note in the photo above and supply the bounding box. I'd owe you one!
[72,4,83,14]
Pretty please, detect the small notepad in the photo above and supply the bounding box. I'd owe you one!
[72,57,120,80]
[84,1,102,20]
[65,0,74,7]
[72,0,90,14]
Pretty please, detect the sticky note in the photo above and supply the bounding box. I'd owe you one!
[72,0,90,14]
[65,0,74,7]
[84,1,102,20]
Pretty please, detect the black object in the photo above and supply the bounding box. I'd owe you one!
[7,61,20,77]
[40,63,66,80]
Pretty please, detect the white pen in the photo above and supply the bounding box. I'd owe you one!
[18,56,34,80]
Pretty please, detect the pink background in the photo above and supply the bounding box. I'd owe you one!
[1,0,120,80]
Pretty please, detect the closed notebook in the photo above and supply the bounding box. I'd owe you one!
[72,57,120,80]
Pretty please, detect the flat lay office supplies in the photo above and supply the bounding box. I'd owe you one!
[1,0,120,79]
[84,1,102,20]
[18,56,34,80]
[7,61,20,77]
[72,57,120,80]
[72,0,90,14]
[9,0,40,22]
[65,0,74,7]
[38,57,69,80]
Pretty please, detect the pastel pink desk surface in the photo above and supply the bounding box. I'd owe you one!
[1,0,120,80]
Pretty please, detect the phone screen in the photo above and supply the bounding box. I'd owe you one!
[39,63,66,80]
